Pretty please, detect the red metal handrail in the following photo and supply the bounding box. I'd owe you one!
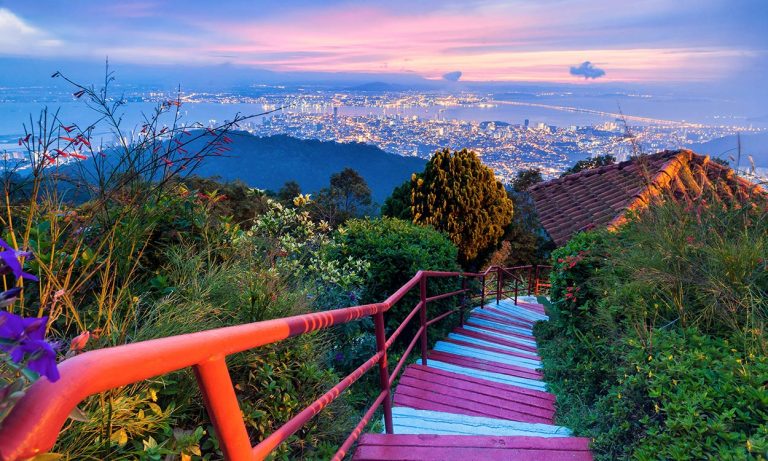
[0,265,550,461]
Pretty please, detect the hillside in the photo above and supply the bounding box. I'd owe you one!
[190,133,425,202]
[691,132,768,167]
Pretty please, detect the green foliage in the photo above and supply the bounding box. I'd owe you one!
[560,154,616,177]
[1,70,379,459]
[311,168,373,227]
[535,195,768,460]
[180,176,271,227]
[412,148,514,267]
[511,168,543,192]
[381,179,413,220]
[486,189,554,268]
[277,180,302,205]
[626,329,768,460]
[331,217,461,342]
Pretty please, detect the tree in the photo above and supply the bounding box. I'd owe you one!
[278,180,302,205]
[311,167,372,226]
[512,168,543,192]
[485,188,554,268]
[412,148,514,266]
[381,179,413,220]
[561,154,616,177]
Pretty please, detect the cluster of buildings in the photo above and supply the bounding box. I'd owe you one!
[2,86,763,183]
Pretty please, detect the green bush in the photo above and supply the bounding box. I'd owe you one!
[331,217,462,345]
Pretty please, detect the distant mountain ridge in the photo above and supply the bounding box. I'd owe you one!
[190,133,425,202]
[691,132,768,167]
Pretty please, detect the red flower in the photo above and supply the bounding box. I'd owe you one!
[69,331,90,352]
[61,125,75,133]
[53,149,69,158]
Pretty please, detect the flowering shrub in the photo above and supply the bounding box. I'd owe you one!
[247,199,370,298]
[0,238,63,423]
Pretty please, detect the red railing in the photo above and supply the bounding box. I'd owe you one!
[0,265,550,461]
[480,264,552,306]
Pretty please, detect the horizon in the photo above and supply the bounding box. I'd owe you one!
[1,1,766,86]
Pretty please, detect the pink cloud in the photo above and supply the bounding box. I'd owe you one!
[16,1,754,83]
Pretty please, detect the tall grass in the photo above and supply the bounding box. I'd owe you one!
[535,188,768,459]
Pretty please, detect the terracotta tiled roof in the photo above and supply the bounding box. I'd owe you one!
[529,149,765,246]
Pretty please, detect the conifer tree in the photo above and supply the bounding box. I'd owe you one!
[412,148,514,266]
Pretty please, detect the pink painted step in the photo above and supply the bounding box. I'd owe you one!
[452,327,539,354]
[482,306,537,326]
[354,434,593,461]
[472,312,536,330]
[428,350,544,380]
[405,365,556,403]
[443,337,541,362]
[395,365,555,412]
[517,301,547,315]
[464,320,537,341]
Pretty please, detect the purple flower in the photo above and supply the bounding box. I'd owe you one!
[0,238,38,282]
[0,287,22,308]
[334,352,344,362]
[0,312,60,382]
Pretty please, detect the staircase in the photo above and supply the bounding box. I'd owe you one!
[0,267,589,461]
[354,297,592,460]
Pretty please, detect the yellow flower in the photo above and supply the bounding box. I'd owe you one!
[667,354,673,361]
[617,393,622,399]
[132,296,139,303]
[648,355,653,362]
[747,439,753,452]
[654,403,660,413]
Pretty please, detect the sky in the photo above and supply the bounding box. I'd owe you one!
[0,0,766,85]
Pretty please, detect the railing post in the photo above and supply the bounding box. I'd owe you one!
[419,274,428,366]
[373,312,394,434]
[496,267,502,305]
[481,274,486,308]
[534,265,540,296]
[194,357,253,461]
[514,276,519,305]
[460,276,467,327]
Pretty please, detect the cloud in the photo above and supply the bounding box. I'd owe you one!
[0,8,61,53]
[442,70,462,81]
[569,61,606,79]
